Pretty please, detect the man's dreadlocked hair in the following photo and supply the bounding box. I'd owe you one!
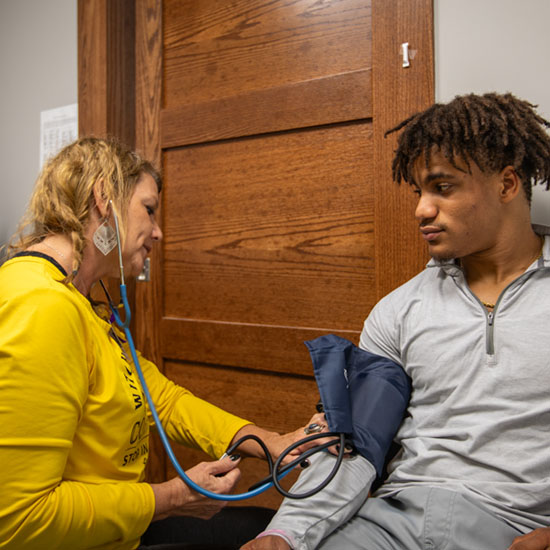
[385,92,550,203]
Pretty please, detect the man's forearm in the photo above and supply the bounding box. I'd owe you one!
[261,452,376,550]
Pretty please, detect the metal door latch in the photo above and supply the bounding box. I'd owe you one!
[401,42,410,68]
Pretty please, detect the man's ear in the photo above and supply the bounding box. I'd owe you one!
[92,179,110,217]
[499,165,522,203]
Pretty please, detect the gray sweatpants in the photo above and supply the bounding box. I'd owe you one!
[318,486,522,550]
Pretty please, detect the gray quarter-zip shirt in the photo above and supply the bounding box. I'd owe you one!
[366,226,550,533]
[265,226,550,549]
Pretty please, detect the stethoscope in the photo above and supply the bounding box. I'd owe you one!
[100,204,348,501]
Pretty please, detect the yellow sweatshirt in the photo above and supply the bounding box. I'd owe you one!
[0,253,250,549]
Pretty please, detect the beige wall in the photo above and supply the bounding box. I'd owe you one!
[0,0,77,254]
[435,0,550,224]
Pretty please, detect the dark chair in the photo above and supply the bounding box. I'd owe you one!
[139,507,275,550]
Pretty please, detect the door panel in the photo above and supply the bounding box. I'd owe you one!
[160,320,356,377]
[164,361,319,435]
[161,69,372,146]
[162,124,373,326]
[162,0,371,107]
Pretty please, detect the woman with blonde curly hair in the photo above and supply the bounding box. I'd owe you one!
[0,137,318,550]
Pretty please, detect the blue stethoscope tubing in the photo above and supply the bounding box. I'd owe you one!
[112,285,276,500]
[110,285,345,500]
[105,204,346,501]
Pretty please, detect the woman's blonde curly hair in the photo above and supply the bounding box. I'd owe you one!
[7,137,162,278]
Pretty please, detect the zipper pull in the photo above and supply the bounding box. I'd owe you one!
[487,311,494,326]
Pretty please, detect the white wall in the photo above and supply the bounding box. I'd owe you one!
[434,0,550,225]
[0,0,548,255]
[0,0,77,254]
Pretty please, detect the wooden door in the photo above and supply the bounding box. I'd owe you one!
[79,0,433,509]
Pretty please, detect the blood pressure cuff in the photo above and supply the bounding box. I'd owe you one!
[305,334,411,478]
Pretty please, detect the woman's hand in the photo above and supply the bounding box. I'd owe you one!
[508,528,550,550]
[149,455,241,521]
[230,412,331,466]
[240,535,290,549]
[265,412,331,464]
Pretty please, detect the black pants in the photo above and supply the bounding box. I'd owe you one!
[138,506,275,550]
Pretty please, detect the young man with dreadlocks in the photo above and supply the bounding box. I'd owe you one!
[241,92,550,550]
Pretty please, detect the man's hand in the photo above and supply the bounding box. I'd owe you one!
[508,527,550,550]
[240,535,290,549]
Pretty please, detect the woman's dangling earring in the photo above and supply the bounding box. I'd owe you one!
[93,218,117,255]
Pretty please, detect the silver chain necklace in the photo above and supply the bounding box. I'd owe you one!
[43,241,68,260]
